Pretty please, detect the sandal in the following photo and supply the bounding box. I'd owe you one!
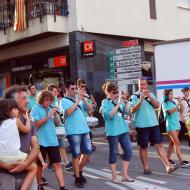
[121,177,135,182]
[144,169,152,175]
[167,165,179,174]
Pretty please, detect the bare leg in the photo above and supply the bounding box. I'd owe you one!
[20,163,37,190]
[36,165,43,186]
[110,163,117,180]
[59,147,68,165]
[167,139,174,160]
[169,131,183,161]
[73,157,80,177]
[154,143,170,170]
[139,147,149,170]
[53,163,65,187]
[122,161,130,179]
[79,154,90,172]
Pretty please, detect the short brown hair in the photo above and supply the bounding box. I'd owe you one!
[37,90,54,105]
[47,84,57,92]
[102,82,118,95]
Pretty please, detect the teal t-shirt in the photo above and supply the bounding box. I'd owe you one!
[60,97,90,135]
[31,104,58,147]
[130,91,158,128]
[27,95,37,110]
[162,101,181,132]
[100,99,129,136]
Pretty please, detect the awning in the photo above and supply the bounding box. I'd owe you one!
[14,0,27,32]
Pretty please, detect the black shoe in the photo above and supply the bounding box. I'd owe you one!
[75,177,84,188]
[80,171,87,183]
[168,159,177,166]
[38,185,45,190]
[143,169,152,175]
[91,144,96,152]
[60,186,69,190]
[180,160,190,168]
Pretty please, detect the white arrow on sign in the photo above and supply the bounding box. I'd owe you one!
[114,59,141,67]
[114,65,141,73]
[115,78,139,85]
[114,46,141,55]
[114,71,142,80]
[113,52,141,62]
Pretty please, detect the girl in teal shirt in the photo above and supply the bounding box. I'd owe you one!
[100,82,134,184]
[162,89,190,167]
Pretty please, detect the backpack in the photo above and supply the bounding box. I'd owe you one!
[158,101,176,133]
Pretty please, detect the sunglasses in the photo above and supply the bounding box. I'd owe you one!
[111,91,118,94]
[70,87,77,90]
[81,85,87,88]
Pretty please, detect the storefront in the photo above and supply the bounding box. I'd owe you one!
[0,47,70,96]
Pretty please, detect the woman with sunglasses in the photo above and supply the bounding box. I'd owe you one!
[162,89,190,167]
[100,82,134,184]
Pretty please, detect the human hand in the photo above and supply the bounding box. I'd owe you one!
[42,162,47,171]
[77,94,82,102]
[9,161,27,173]
[143,90,150,98]
[49,108,57,117]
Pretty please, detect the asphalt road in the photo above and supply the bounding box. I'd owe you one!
[43,138,190,190]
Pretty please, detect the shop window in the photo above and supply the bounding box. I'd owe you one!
[149,0,157,19]
[176,0,190,9]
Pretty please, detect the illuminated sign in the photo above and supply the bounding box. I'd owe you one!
[81,40,96,58]
[48,56,67,68]
[122,39,138,47]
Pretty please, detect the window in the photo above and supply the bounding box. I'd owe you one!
[149,0,157,19]
[176,0,190,9]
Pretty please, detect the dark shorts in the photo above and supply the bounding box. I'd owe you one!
[136,126,163,148]
[38,146,61,165]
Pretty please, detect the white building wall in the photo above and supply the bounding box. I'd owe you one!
[73,0,190,40]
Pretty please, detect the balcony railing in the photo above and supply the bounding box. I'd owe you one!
[0,0,69,34]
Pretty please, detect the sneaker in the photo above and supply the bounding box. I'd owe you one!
[41,177,48,186]
[91,144,96,152]
[143,169,152,175]
[75,177,84,188]
[65,161,73,171]
[38,185,45,190]
[180,160,190,168]
[168,159,177,166]
[47,165,54,172]
[79,171,87,184]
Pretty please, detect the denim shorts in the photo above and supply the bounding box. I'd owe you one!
[136,125,163,148]
[57,135,66,148]
[107,132,132,164]
[67,133,92,158]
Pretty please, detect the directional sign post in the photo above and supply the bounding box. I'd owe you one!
[109,44,142,90]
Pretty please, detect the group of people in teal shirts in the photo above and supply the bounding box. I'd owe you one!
[27,78,190,187]
[100,79,190,184]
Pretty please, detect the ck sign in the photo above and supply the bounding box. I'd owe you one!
[81,40,96,58]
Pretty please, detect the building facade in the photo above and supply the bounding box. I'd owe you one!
[0,0,190,97]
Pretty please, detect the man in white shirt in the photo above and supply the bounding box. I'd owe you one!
[180,87,190,147]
